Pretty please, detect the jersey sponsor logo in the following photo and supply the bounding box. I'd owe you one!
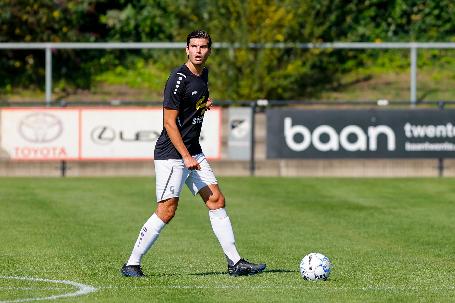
[195,96,208,115]
[192,91,198,95]
[192,116,204,125]
[195,96,206,110]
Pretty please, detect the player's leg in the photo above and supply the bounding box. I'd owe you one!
[125,197,178,264]
[187,154,266,276]
[198,183,240,264]
[122,159,187,277]
[198,184,266,276]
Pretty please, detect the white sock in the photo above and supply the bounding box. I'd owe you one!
[209,208,241,265]
[126,213,166,266]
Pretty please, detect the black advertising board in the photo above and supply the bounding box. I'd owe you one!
[267,109,455,158]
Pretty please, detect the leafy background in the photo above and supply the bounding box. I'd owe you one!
[1,0,455,102]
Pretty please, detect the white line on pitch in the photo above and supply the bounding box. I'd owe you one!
[0,276,97,303]
[0,287,69,291]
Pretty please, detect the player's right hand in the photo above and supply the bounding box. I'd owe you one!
[206,98,213,110]
[183,155,201,170]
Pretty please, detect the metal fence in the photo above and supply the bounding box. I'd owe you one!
[2,42,455,106]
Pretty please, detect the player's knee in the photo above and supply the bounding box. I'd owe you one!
[156,200,178,223]
[165,207,177,222]
[207,193,225,210]
[157,207,176,223]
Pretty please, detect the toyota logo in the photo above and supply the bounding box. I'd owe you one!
[18,112,63,143]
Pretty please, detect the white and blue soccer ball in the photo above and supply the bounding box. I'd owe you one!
[299,252,332,281]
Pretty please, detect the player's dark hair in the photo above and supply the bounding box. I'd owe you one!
[186,30,212,48]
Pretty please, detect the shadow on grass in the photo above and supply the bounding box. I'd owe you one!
[190,269,297,276]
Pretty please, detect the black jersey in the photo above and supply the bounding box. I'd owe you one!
[154,64,210,160]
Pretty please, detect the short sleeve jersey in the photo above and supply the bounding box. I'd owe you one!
[154,64,210,160]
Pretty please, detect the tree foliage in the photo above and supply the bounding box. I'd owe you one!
[0,0,110,89]
[1,0,455,100]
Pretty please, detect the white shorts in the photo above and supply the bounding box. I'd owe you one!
[154,153,218,202]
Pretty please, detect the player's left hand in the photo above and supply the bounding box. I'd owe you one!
[206,98,213,110]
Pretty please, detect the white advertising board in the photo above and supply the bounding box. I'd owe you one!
[80,108,162,160]
[0,107,222,161]
[0,108,79,160]
[199,108,222,159]
[228,107,252,160]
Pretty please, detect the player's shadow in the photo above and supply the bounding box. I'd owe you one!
[190,269,296,276]
[147,272,182,277]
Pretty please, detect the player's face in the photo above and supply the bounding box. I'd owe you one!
[186,38,211,66]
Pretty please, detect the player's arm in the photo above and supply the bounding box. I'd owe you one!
[163,107,200,170]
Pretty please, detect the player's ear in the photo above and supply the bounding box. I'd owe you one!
[186,46,190,58]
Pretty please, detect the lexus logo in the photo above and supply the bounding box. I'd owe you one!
[91,126,160,145]
[18,112,63,143]
[91,126,116,145]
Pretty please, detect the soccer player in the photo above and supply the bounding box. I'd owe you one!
[121,30,266,277]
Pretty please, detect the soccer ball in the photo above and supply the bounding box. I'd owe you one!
[299,252,332,281]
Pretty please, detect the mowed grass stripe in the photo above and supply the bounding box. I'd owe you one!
[0,177,454,303]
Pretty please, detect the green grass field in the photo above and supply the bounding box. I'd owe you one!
[1,177,454,302]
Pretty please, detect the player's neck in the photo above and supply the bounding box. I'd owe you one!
[185,61,204,76]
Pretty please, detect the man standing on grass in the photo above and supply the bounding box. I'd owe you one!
[121,30,266,277]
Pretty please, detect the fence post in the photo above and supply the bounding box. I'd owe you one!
[249,101,257,176]
[437,101,446,177]
[45,46,52,106]
[410,45,417,107]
